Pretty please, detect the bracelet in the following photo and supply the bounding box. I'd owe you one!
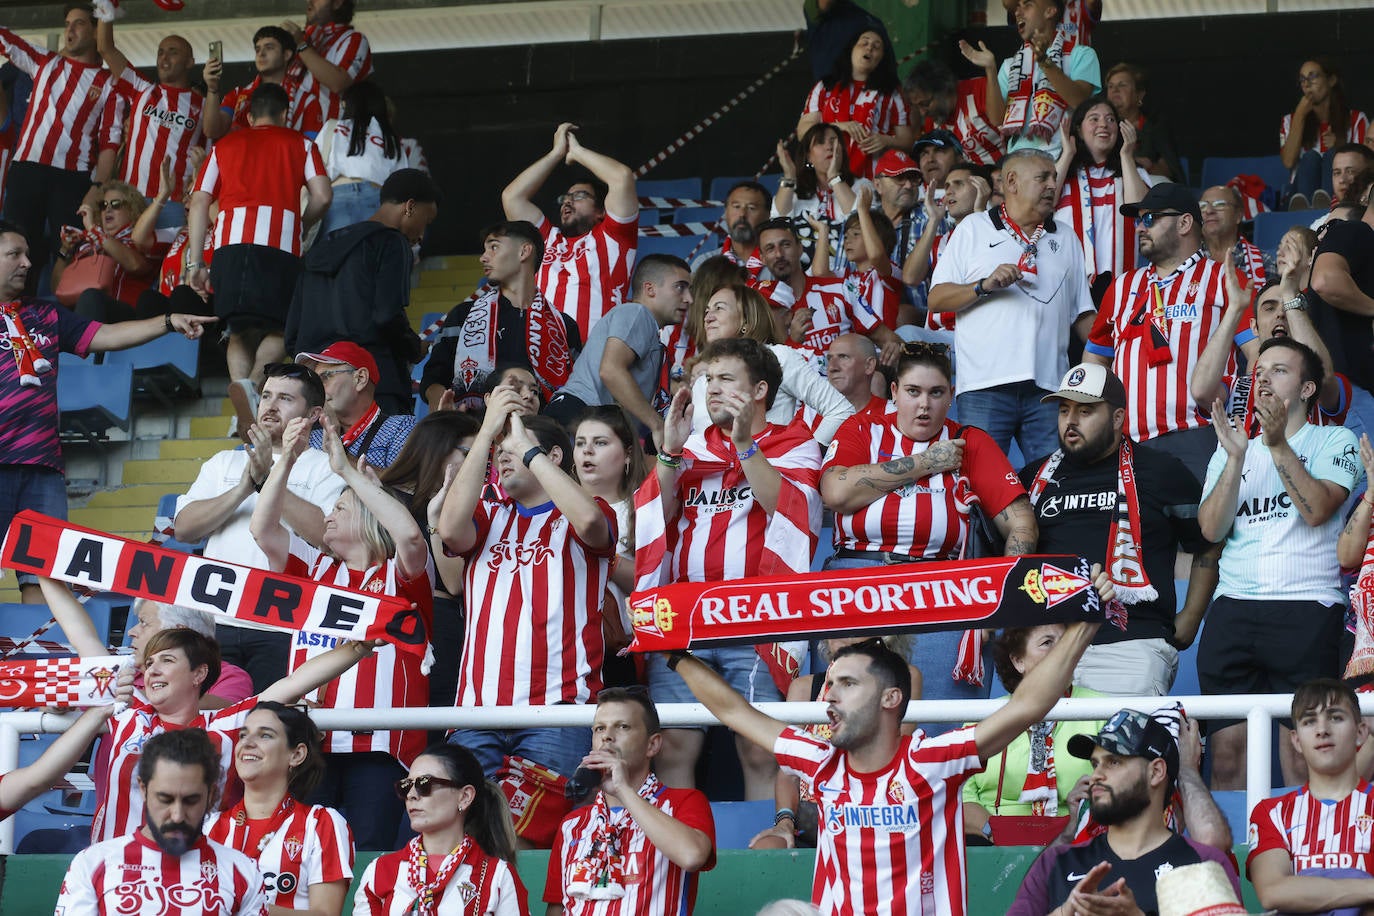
[827,175,844,188]
[656,451,683,470]
[521,446,545,468]
[773,808,797,826]
[973,278,988,298]
[296,41,311,53]
[779,178,796,189]
[164,313,175,334]
[738,440,760,461]
[252,476,264,493]
[666,649,693,671]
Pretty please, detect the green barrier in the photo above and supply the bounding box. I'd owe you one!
[0,846,1264,914]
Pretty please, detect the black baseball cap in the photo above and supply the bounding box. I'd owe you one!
[1119,183,1201,222]
[912,129,959,153]
[1068,708,1180,785]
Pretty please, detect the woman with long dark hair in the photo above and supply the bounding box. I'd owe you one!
[315,81,412,238]
[774,123,869,270]
[796,27,912,179]
[1280,58,1368,208]
[205,702,355,914]
[355,744,527,915]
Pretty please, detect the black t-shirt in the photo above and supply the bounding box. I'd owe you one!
[1019,444,1209,644]
[1307,218,1374,394]
[419,294,583,402]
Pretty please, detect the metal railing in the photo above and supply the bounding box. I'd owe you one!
[0,693,1326,855]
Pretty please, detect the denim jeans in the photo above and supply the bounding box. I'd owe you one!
[1287,148,1335,200]
[0,465,67,587]
[447,725,591,780]
[955,380,1059,467]
[318,180,382,240]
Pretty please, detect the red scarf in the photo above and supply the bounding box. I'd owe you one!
[567,773,663,901]
[405,834,490,916]
[999,205,1047,279]
[340,401,381,449]
[0,302,50,387]
[452,287,571,400]
[1345,532,1374,678]
[1058,165,1136,280]
[1125,254,1208,368]
[1001,28,1075,141]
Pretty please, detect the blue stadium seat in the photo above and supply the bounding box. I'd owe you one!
[101,334,200,403]
[673,205,724,225]
[710,800,774,849]
[0,601,114,655]
[812,527,835,572]
[57,354,132,443]
[1199,155,1290,196]
[412,352,431,419]
[155,493,206,554]
[637,235,709,260]
[1253,209,1325,252]
[1172,580,1201,698]
[638,208,659,227]
[638,178,703,201]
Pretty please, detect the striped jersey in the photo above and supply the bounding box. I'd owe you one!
[220,75,323,138]
[289,23,373,124]
[1249,782,1374,875]
[793,276,879,375]
[194,124,326,256]
[0,30,117,172]
[824,416,1025,558]
[1280,108,1369,155]
[804,80,911,179]
[544,786,716,915]
[205,800,353,911]
[922,76,1003,166]
[109,68,206,200]
[57,833,266,916]
[835,264,903,329]
[1204,422,1363,604]
[775,725,984,916]
[284,536,434,766]
[536,212,638,338]
[457,495,616,707]
[354,844,527,915]
[1055,164,1143,280]
[1085,252,1252,442]
[92,697,257,844]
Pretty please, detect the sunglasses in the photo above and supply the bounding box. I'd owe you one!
[395,774,463,799]
[99,200,129,211]
[900,340,950,357]
[1135,211,1184,227]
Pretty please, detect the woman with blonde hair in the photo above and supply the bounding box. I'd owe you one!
[54,179,157,322]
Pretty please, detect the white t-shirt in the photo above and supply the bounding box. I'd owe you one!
[318,116,411,185]
[929,208,1094,393]
[689,343,854,445]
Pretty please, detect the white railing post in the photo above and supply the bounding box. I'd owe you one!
[1246,705,1273,828]
[0,719,19,855]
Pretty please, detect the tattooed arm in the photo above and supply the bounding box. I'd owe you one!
[1338,434,1374,570]
[992,496,1038,556]
[1271,439,1348,527]
[820,437,966,514]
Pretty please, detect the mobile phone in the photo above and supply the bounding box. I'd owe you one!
[208,40,222,62]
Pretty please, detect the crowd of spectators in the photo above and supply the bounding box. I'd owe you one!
[4,0,1374,913]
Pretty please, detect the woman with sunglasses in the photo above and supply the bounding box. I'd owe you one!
[819,343,1037,723]
[205,701,355,914]
[1053,94,1152,305]
[253,416,435,852]
[356,744,527,915]
[53,180,158,322]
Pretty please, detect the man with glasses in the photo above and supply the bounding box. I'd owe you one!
[1008,708,1241,916]
[501,122,639,337]
[902,59,1004,168]
[1199,184,1271,286]
[174,362,344,690]
[1084,183,1257,482]
[544,687,716,915]
[296,341,416,469]
[545,253,691,445]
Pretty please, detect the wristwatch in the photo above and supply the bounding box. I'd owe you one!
[1282,293,1307,312]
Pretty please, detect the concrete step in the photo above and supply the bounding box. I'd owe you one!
[159,438,231,460]
[84,485,166,508]
[71,506,156,535]
[419,255,480,272]
[122,458,205,485]
[188,414,236,440]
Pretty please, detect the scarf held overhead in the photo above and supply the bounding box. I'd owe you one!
[1,511,428,658]
[628,554,1123,653]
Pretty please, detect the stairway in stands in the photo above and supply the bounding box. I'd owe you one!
[0,255,485,605]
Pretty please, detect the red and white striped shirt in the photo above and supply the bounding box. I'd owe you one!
[289,23,373,125]
[1280,108,1370,154]
[924,77,1003,166]
[804,80,911,179]
[194,125,326,256]
[789,276,878,374]
[536,212,638,337]
[824,417,1024,558]
[1055,164,1142,281]
[284,536,434,767]
[544,786,716,915]
[1061,0,1100,45]
[1085,253,1253,442]
[206,800,353,911]
[92,696,257,844]
[924,231,957,331]
[1249,782,1374,874]
[355,844,527,915]
[109,68,206,200]
[776,725,984,916]
[836,264,903,329]
[220,76,323,138]
[0,29,118,172]
[57,832,267,915]
[457,495,615,707]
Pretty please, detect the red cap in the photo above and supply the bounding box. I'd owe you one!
[295,342,380,384]
[874,150,920,178]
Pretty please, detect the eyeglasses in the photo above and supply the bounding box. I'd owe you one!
[395,775,463,799]
[1135,211,1184,227]
[1197,200,1233,211]
[556,191,596,207]
[99,200,128,211]
[317,367,357,380]
[1297,73,1325,86]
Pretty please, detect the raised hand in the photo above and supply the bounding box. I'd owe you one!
[662,386,694,455]
[776,139,797,179]
[958,39,996,70]
[1255,390,1288,448]
[1119,118,1139,159]
[1211,397,1249,458]
[552,122,577,158]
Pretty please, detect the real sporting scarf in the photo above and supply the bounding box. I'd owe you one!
[1058,165,1136,280]
[1028,442,1157,605]
[405,834,491,916]
[1001,28,1075,141]
[1,301,51,387]
[1125,252,1205,367]
[999,204,1047,280]
[1,511,427,658]
[628,554,1123,653]
[451,287,572,400]
[0,654,129,708]
[567,773,665,901]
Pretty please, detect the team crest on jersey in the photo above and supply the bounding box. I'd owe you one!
[201,860,218,881]
[283,834,303,861]
[886,780,906,805]
[456,881,478,904]
[1154,862,1174,880]
[362,577,385,594]
[1019,563,1091,607]
[1356,815,1374,852]
[1185,282,1199,299]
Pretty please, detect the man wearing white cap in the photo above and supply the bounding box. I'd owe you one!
[1021,363,1218,696]
[296,341,416,469]
[1008,708,1241,916]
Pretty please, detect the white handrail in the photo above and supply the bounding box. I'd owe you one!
[0,693,1333,855]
